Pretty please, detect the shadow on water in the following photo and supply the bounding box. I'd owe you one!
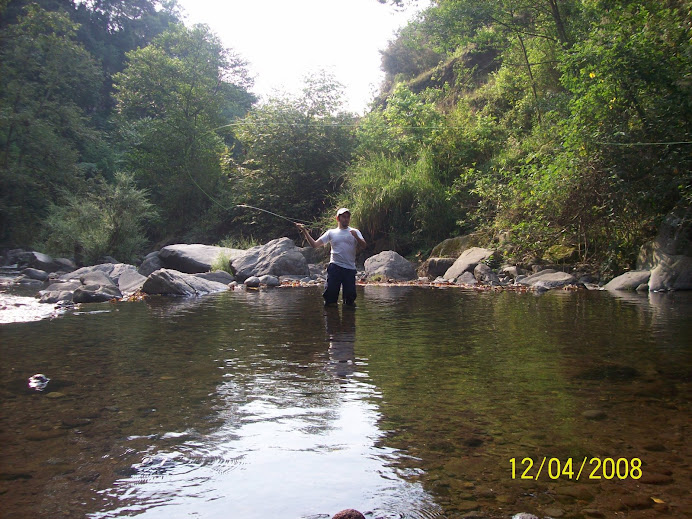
[0,286,690,518]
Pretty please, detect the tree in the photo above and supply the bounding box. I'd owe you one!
[229,72,357,239]
[0,4,103,246]
[113,23,255,238]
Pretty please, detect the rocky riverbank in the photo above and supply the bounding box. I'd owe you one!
[2,219,691,318]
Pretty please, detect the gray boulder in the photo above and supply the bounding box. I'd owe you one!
[516,269,577,289]
[159,244,245,274]
[443,247,495,282]
[258,275,280,286]
[417,257,456,280]
[80,270,117,288]
[39,280,82,304]
[364,251,417,281]
[195,271,235,284]
[118,269,147,296]
[430,234,483,258]
[142,268,230,296]
[138,251,164,277]
[22,268,49,281]
[455,271,478,285]
[231,238,310,282]
[16,251,62,272]
[474,263,502,285]
[605,270,651,291]
[649,254,692,291]
[73,283,122,303]
[244,276,261,287]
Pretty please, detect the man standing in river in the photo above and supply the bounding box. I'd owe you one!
[296,208,366,308]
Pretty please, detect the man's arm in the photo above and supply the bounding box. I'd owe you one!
[296,223,323,248]
[350,230,367,250]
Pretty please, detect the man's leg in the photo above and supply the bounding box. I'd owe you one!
[342,268,357,306]
[323,263,342,306]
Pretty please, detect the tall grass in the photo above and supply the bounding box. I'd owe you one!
[340,150,456,253]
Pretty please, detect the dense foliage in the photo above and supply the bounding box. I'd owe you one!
[1,0,689,274]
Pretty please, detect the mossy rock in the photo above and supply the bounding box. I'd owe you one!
[431,234,483,258]
[543,244,578,263]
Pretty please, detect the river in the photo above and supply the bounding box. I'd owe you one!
[1,285,690,518]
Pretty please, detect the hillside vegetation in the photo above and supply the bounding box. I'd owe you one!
[1,0,690,276]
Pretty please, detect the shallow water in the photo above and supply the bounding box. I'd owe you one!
[0,286,690,518]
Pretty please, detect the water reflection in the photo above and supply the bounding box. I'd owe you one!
[324,307,357,378]
[1,286,690,519]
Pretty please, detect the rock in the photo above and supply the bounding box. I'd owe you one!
[418,257,456,279]
[431,234,483,258]
[118,269,147,296]
[73,283,122,303]
[142,268,230,296]
[22,268,49,281]
[502,265,522,279]
[649,253,692,291]
[638,206,692,269]
[258,275,280,286]
[39,280,82,304]
[543,244,578,263]
[581,509,605,518]
[195,271,235,284]
[332,510,366,519]
[364,250,417,281]
[159,244,245,274]
[80,270,117,288]
[474,263,501,284]
[512,514,539,519]
[542,507,565,518]
[582,410,607,420]
[605,270,651,291]
[244,276,261,288]
[456,271,478,285]
[617,495,654,510]
[138,251,164,277]
[516,269,577,289]
[15,251,62,272]
[53,258,76,272]
[443,247,495,282]
[231,238,310,282]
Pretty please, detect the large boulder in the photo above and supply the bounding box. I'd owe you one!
[605,270,651,291]
[118,269,147,296]
[138,251,164,277]
[159,244,245,274]
[516,269,577,289]
[13,251,63,272]
[474,263,502,285]
[638,207,692,269]
[443,247,495,282]
[38,280,82,304]
[73,284,122,303]
[364,251,417,281]
[142,268,230,296]
[418,257,456,280]
[231,238,310,282]
[649,254,692,291]
[431,234,483,258]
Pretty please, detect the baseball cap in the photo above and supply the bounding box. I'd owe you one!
[336,208,351,216]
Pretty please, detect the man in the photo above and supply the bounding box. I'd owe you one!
[296,208,366,307]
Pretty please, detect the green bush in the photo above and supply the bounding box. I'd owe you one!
[38,172,157,264]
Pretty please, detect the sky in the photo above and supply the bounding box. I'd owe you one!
[175,0,427,114]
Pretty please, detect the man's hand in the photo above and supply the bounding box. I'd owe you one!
[350,229,367,250]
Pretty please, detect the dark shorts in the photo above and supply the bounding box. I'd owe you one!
[323,263,357,304]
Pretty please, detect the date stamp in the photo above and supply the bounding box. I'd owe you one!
[509,457,642,481]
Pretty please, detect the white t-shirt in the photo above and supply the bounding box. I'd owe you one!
[316,227,364,270]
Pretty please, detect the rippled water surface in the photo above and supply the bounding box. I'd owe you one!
[1,286,691,518]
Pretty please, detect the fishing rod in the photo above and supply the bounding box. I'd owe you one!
[236,204,313,225]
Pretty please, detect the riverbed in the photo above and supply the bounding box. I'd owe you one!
[1,285,690,518]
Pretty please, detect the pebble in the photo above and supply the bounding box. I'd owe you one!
[45,392,66,399]
[331,510,365,519]
[582,509,605,518]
